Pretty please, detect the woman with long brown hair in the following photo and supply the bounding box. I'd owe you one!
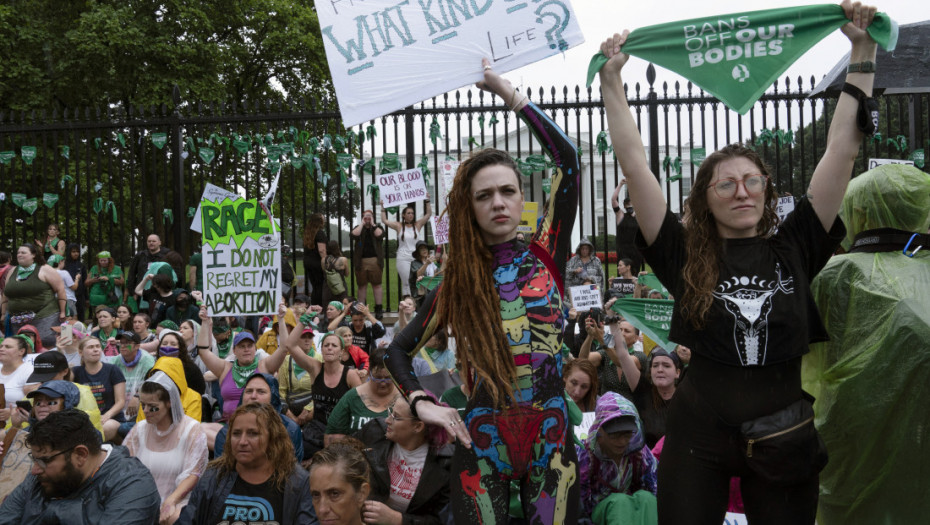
[385,59,580,523]
[177,403,315,524]
[597,2,878,522]
[381,200,432,298]
[563,358,599,412]
[302,213,328,306]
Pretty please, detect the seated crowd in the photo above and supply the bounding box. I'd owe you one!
[0,223,685,525]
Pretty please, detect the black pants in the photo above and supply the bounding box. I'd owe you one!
[657,357,819,525]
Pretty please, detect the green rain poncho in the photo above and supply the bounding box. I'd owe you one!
[802,164,930,524]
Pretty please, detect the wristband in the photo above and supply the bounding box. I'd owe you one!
[846,61,876,74]
[409,395,436,419]
[612,205,621,213]
[841,82,879,135]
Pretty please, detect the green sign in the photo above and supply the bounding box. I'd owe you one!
[610,297,675,350]
[691,147,706,166]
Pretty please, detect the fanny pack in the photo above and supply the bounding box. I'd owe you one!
[739,391,828,486]
[10,311,36,326]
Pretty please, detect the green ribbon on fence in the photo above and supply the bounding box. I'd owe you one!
[337,153,353,171]
[117,133,127,148]
[333,135,346,153]
[232,138,250,154]
[663,156,682,181]
[185,137,197,155]
[308,138,320,155]
[477,115,486,131]
[313,157,322,176]
[60,175,74,190]
[887,135,907,152]
[430,118,442,146]
[21,146,37,165]
[266,144,283,160]
[468,137,482,149]
[418,156,431,178]
[187,207,196,218]
[346,130,356,150]
[280,142,294,156]
[542,177,552,194]
[105,201,117,224]
[11,193,26,207]
[60,145,70,159]
[690,147,706,166]
[366,125,377,140]
[21,198,39,215]
[92,198,118,223]
[386,206,399,214]
[198,147,215,164]
[910,149,925,168]
[321,172,330,186]
[380,153,400,173]
[870,132,883,144]
[0,151,14,165]
[292,158,304,169]
[596,131,611,155]
[151,133,168,150]
[163,208,174,225]
[94,138,102,150]
[43,193,59,208]
[367,184,380,201]
[267,161,281,174]
[359,158,375,175]
[322,134,332,151]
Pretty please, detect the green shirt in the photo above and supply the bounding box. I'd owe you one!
[325,388,387,436]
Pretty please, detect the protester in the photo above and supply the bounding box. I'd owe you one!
[331,302,385,355]
[2,244,67,348]
[325,348,399,444]
[155,330,206,397]
[177,403,317,524]
[381,200,432,298]
[612,180,644,275]
[576,392,658,525]
[597,4,877,519]
[63,244,88,322]
[410,330,455,377]
[334,326,371,376]
[565,237,606,295]
[47,255,78,319]
[16,351,102,435]
[564,358,599,412]
[308,438,371,525]
[50,322,86,367]
[34,224,66,261]
[301,331,362,457]
[0,409,160,523]
[385,59,580,522]
[110,330,155,424]
[360,396,453,525]
[85,251,124,311]
[0,336,35,423]
[126,234,170,303]
[72,337,125,441]
[302,213,329,306]
[408,240,431,305]
[577,316,646,401]
[322,240,349,305]
[278,322,321,425]
[213,372,305,462]
[351,209,386,319]
[115,304,133,331]
[125,371,208,524]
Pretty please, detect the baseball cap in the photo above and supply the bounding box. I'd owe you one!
[115,330,141,344]
[50,321,88,339]
[27,380,80,409]
[27,351,70,383]
[233,331,256,347]
[602,415,638,434]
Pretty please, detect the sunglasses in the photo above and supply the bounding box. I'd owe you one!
[141,403,162,412]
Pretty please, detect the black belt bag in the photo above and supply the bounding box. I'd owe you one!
[740,392,828,486]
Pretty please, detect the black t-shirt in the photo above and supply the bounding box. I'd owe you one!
[609,278,636,297]
[350,323,385,354]
[616,213,643,262]
[632,379,669,449]
[361,227,378,258]
[218,476,284,524]
[72,363,127,422]
[636,198,844,366]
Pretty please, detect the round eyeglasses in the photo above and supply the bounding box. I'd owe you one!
[708,174,768,199]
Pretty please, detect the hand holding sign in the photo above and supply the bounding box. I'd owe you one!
[476,58,527,112]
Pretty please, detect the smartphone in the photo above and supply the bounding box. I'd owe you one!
[15,400,33,413]
[59,324,73,346]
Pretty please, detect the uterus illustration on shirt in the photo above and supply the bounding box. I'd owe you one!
[713,263,794,365]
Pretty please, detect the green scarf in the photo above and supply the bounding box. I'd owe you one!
[45,237,60,253]
[231,359,260,388]
[216,337,232,359]
[16,264,37,281]
[586,4,898,114]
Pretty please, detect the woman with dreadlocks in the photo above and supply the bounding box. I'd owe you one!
[385,58,579,524]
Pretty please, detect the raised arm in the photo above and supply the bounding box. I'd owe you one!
[196,305,231,379]
[605,320,640,390]
[807,0,878,230]
[414,198,432,230]
[612,180,627,223]
[258,301,292,374]
[598,32,668,245]
[380,201,402,232]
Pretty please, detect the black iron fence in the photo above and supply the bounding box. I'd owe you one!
[2,68,927,307]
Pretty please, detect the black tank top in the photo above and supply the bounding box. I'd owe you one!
[311,365,351,424]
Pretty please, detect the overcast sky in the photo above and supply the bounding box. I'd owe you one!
[503,0,929,93]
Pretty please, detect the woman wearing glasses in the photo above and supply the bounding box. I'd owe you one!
[125,370,207,525]
[359,394,452,525]
[324,347,397,445]
[596,2,878,522]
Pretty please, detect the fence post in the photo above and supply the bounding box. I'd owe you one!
[646,64,661,181]
[171,85,187,257]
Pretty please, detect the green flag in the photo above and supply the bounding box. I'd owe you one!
[587,4,898,114]
[610,298,675,350]
[43,193,59,208]
[637,273,669,297]
[11,193,26,208]
[21,197,39,215]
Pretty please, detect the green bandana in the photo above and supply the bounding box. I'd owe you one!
[231,360,260,388]
[610,297,676,350]
[586,4,898,114]
[216,336,232,359]
[16,263,37,281]
[45,236,60,252]
[47,255,64,267]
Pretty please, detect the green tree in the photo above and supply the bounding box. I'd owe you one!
[0,0,333,112]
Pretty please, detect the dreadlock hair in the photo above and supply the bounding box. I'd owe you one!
[437,148,520,408]
[680,144,780,329]
[211,403,296,490]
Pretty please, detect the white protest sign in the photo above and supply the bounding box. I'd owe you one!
[723,513,748,525]
[200,198,281,317]
[569,284,601,312]
[378,168,428,207]
[573,411,596,443]
[190,183,241,233]
[775,196,795,223]
[439,160,459,203]
[430,215,450,246]
[868,158,914,169]
[316,0,585,127]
